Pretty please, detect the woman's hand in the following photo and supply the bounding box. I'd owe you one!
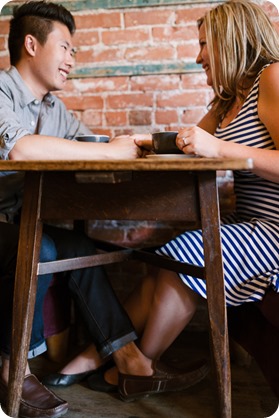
[176,126,222,158]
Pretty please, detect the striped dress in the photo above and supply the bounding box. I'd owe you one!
[156,64,279,307]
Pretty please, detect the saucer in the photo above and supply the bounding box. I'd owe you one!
[146,154,196,159]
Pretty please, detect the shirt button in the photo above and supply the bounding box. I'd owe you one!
[31,121,35,126]
[34,100,39,105]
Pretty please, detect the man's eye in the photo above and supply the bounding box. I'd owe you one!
[71,48,77,57]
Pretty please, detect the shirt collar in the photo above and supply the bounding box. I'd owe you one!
[8,66,55,108]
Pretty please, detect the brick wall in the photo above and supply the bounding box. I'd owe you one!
[1,1,277,136]
[0,1,278,326]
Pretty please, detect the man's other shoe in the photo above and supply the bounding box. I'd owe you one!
[118,359,209,402]
[0,374,68,418]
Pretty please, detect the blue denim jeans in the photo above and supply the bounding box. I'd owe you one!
[0,223,137,359]
[0,222,55,358]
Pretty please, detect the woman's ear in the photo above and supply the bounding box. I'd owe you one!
[24,34,37,56]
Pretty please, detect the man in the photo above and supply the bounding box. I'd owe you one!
[0,1,139,416]
[0,2,207,417]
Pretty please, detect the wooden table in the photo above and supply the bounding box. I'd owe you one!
[0,157,253,418]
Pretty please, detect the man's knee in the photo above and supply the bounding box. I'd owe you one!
[40,234,57,263]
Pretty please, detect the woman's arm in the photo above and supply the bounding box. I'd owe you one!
[176,64,279,183]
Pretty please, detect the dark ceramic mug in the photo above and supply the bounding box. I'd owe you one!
[152,131,182,154]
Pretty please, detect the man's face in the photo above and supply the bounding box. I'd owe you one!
[31,21,76,95]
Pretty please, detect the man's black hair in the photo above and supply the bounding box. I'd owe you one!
[8,1,76,65]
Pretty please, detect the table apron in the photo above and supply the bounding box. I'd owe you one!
[40,171,201,222]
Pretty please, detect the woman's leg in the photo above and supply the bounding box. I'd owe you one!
[139,269,200,359]
[123,267,200,359]
[105,268,200,383]
[123,267,158,335]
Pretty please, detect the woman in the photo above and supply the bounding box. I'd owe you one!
[44,0,279,399]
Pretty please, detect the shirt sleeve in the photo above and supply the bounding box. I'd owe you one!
[0,83,93,160]
[0,84,32,160]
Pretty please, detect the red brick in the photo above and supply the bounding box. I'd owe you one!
[125,45,175,61]
[105,111,127,126]
[124,10,174,27]
[61,95,104,111]
[0,55,10,70]
[74,31,99,47]
[0,36,6,51]
[155,109,178,125]
[0,19,10,35]
[72,77,129,93]
[175,7,212,24]
[82,109,102,126]
[60,80,75,93]
[177,44,199,60]
[74,50,95,64]
[129,110,152,126]
[152,24,198,42]
[102,28,149,45]
[131,75,180,91]
[114,128,135,136]
[74,12,121,29]
[181,108,207,125]
[76,47,123,64]
[157,91,207,108]
[181,73,208,89]
[107,93,153,109]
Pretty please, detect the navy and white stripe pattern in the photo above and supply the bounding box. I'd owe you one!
[156,64,279,306]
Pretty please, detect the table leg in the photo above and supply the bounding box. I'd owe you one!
[198,172,231,418]
[7,172,43,417]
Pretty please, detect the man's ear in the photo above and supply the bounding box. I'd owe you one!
[24,35,37,56]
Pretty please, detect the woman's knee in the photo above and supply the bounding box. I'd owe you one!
[156,269,199,312]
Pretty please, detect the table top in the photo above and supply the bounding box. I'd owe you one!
[0,157,253,172]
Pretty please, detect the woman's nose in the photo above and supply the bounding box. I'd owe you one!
[196,51,202,64]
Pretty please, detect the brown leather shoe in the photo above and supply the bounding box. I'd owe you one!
[0,374,68,418]
[118,359,209,402]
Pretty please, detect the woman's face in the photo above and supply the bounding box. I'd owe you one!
[196,23,214,87]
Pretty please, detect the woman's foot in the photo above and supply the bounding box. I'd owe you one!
[59,344,103,375]
[42,344,105,387]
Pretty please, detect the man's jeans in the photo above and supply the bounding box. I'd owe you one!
[0,222,137,359]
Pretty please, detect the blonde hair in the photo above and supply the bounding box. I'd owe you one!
[198,0,279,119]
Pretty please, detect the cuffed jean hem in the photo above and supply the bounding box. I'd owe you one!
[1,341,47,360]
[99,331,138,359]
[27,341,47,359]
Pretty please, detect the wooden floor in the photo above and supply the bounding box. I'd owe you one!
[30,330,278,418]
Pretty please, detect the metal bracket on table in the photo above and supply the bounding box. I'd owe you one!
[75,171,132,183]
